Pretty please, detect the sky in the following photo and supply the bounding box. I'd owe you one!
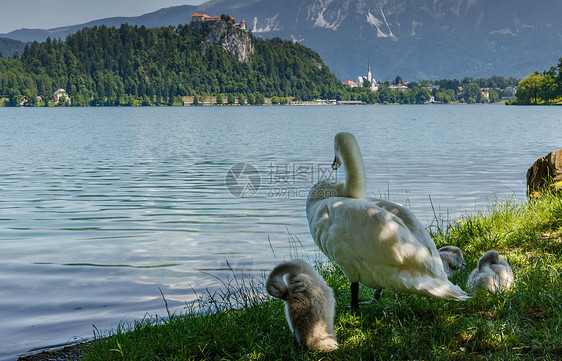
[0,0,207,34]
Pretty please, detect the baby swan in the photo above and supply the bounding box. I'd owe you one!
[438,246,467,278]
[467,250,514,292]
[266,260,338,352]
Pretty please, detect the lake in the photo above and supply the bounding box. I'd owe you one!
[0,105,560,359]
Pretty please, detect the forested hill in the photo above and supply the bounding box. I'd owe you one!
[0,21,344,106]
[0,37,26,58]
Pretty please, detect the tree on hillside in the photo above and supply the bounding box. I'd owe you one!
[220,14,235,24]
[255,93,265,105]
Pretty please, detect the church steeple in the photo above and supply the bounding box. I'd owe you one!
[367,63,372,83]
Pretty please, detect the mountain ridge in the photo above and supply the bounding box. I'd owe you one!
[2,0,560,80]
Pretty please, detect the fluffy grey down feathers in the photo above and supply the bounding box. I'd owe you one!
[266,259,338,352]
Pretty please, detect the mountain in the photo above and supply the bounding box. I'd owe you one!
[2,0,561,80]
[0,5,197,43]
[0,37,27,57]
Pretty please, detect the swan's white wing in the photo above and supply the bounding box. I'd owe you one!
[307,197,468,300]
[365,197,436,251]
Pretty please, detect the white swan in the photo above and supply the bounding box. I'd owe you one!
[438,246,467,278]
[306,132,469,308]
[467,250,514,292]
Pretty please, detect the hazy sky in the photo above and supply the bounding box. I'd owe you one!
[0,0,207,34]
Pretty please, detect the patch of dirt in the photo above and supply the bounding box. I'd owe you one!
[17,341,92,361]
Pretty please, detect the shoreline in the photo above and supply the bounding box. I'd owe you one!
[18,341,93,361]
[16,192,562,360]
[1,100,515,108]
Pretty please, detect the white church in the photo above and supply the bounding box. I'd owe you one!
[357,64,378,91]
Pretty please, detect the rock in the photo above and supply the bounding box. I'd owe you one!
[188,20,254,63]
[526,149,562,198]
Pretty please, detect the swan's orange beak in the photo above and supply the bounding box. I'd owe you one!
[332,156,342,170]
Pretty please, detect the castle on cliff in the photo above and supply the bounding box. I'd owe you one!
[190,13,247,30]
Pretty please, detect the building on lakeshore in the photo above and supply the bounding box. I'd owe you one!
[389,84,408,91]
[343,80,358,88]
[53,89,71,105]
[337,100,363,105]
[357,64,378,91]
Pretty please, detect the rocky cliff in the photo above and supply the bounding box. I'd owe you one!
[189,21,253,63]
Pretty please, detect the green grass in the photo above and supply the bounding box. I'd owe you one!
[81,193,562,360]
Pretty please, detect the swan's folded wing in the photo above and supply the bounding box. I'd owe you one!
[307,197,446,282]
[365,197,436,250]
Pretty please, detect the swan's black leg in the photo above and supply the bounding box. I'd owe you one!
[373,289,383,301]
[350,282,359,309]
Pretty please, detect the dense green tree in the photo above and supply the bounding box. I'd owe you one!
[538,70,558,103]
[255,93,265,105]
[378,84,391,103]
[488,89,500,103]
[434,79,460,94]
[415,88,431,104]
[516,73,544,104]
[461,83,481,103]
[435,89,454,103]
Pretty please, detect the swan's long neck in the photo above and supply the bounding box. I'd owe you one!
[337,135,366,199]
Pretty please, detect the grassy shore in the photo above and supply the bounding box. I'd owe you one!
[22,192,562,360]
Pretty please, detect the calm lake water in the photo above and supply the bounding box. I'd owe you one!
[0,105,560,359]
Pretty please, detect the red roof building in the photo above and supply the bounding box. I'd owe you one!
[190,13,212,22]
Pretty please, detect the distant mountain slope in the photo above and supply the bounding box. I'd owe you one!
[2,0,561,80]
[0,37,27,57]
[0,5,197,43]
